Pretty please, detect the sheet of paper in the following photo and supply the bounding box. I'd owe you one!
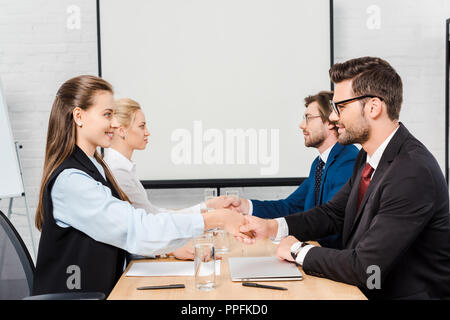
[126,260,221,277]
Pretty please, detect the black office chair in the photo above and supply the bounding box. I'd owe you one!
[0,210,105,300]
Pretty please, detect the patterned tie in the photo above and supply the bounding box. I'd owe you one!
[357,163,374,211]
[314,158,325,206]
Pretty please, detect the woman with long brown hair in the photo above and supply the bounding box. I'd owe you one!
[33,75,246,296]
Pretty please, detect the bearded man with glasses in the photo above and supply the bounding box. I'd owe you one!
[238,56,450,300]
[212,91,358,249]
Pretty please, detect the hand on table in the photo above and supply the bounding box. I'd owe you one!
[171,243,195,260]
[275,236,299,262]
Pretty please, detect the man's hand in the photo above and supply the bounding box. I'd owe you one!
[276,236,299,262]
[205,196,250,214]
[205,196,236,210]
[235,215,278,244]
[225,197,250,214]
[219,208,251,238]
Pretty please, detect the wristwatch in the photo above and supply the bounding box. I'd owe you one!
[290,241,310,262]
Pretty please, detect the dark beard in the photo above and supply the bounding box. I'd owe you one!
[305,132,326,148]
[338,124,370,145]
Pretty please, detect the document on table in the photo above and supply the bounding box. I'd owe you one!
[126,260,221,277]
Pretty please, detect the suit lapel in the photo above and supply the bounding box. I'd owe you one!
[318,143,344,204]
[343,123,410,247]
[343,155,366,245]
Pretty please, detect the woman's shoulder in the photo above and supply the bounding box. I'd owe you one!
[52,168,99,192]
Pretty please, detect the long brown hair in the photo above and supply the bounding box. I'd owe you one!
[35,75,130,231]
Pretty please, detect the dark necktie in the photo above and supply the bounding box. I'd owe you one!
[314,158,325,206]
[357,163,374,211]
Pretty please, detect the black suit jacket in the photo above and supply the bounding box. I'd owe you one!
[285,123,450,299]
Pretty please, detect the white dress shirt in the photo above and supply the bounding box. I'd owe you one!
[366,125,400,175]
[275,126,400,265]
[103,148,206,214]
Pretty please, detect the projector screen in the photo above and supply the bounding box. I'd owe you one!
[99,0,332,183]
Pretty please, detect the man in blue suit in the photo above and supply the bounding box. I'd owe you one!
[226,91,358,249]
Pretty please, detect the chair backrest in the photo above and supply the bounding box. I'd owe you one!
[0,210,35,299]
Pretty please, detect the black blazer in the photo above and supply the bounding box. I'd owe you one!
[285,123,450,299]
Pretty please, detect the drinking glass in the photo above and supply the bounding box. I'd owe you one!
[194,233,216,291]
[207,228,229,254]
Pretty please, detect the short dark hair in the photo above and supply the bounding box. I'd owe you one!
[304,90,334,123]
[329,56,403,120]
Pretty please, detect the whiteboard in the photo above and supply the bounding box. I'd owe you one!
[100,0,331,181]
[0,77,24,198]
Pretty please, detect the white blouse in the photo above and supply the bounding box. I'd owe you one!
[103,148,206,214]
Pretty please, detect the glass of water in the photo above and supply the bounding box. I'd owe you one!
[194,233,216,291]
[203,188,217,213]
[207,228,229,254]
[204,188,217,202]
[225,189,239,201]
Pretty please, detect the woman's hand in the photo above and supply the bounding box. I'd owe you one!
[202,208,254,240]
[171,243,195,260]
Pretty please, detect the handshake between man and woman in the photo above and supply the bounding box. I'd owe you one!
[201,195,298,263]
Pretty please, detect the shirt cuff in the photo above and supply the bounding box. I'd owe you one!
[199,201,207,212]
[248,200,254,216]
[270,218,288,244]
[296,244,315,266]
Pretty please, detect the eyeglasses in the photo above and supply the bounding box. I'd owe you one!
[329,95,384,116]
[302,114,322,124]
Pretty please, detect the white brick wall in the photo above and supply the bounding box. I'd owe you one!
[1,1,449,260]
[334,0,450,174]
[0,0,98,259]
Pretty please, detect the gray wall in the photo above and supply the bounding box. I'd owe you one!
[1,0,449,258]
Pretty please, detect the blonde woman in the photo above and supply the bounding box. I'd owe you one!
[104,98,213,260]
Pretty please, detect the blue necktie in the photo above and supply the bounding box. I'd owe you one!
[314,158,325,206]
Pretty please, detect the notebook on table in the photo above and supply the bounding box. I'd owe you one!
[228,256,303,281]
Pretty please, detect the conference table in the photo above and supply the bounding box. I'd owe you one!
[108,236,367,300]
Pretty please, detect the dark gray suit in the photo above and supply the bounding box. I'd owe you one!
[285,123,450,299]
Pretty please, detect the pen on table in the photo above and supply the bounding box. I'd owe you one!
[137,284,185,290]
[242,282,287,291]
